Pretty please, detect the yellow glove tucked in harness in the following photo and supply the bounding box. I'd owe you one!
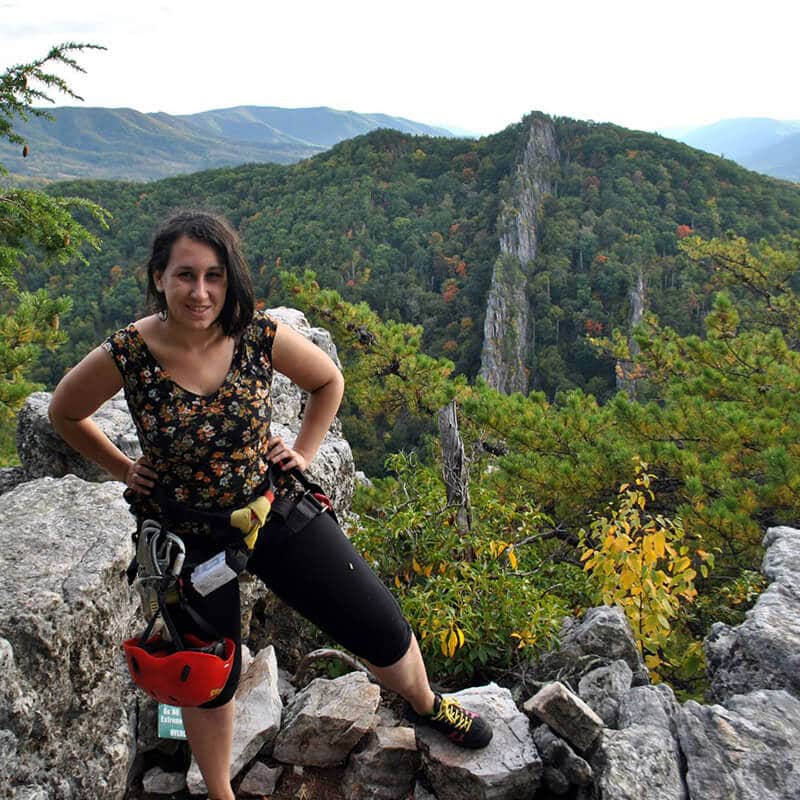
[229,493,273,551]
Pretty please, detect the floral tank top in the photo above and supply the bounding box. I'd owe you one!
[102,311,278,529]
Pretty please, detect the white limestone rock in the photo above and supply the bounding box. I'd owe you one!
[17,390,140,482]
[142,766,186,794]
[523,681,604,753]
[678,690,800,800]
[705,526,800,701]
[238,761,283,797]
[417,683,541,800]
[186,645,283,794]
[0,476,137,799]
[578,660,633,728]
[272,671,380,767]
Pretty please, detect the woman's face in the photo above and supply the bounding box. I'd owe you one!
[154,235,228,330]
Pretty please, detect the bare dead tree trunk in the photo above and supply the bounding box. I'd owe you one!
[438,400,471,535]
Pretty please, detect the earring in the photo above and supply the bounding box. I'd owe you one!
[158,308,168,321]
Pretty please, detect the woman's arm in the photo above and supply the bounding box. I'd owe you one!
[49,346,156,492]
[268,320,345,471]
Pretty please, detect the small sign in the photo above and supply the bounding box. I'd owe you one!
[157,703,187,740]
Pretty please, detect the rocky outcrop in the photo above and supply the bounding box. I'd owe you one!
[16,390,140,483]
[590,527,800,800]
[524,681,604,752]
[529,604,650,691]
[3,517,800,800]
[497,114,559,265]
[704,525,800,702]
[416,684,541,800]
[0,477,136,800]
[342,725,420,800]
[577,660,633,727]
[616,270,647,398]
[593,723,686,800]
[678,690,800,800]
[480,113,559,395]
[479,254,531,396]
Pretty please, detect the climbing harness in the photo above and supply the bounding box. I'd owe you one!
[123,464,336,705]
[146,461,336,563]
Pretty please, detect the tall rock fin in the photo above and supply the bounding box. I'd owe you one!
[480,113,559,394]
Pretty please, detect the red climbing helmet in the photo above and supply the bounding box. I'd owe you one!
[123,632,235,707]
[124,520,235,707]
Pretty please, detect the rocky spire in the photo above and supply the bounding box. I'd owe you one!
[615,270,646,398]
[480,113,559,395]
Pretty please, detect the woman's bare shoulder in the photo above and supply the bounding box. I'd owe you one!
[131,314,159,335]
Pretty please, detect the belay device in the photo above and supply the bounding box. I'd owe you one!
[123,520,235,707]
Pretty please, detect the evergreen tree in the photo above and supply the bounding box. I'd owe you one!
[0,44,108,456]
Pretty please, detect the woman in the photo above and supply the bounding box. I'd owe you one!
[49,211,491,800]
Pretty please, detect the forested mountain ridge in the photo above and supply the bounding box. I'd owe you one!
[0,105,454,182]
[27,112,800,452]
[179,106,453,148]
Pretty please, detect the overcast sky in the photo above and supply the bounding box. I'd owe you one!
[2,0,797,136]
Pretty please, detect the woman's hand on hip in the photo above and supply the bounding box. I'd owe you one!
[124,456,157,495]
[267,436,308,472]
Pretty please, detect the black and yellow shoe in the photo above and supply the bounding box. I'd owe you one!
[406,693,493,749]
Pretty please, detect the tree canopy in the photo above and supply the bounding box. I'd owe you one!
[0,43,108,456]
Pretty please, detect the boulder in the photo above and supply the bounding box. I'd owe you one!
[238,761,283,797]
[417,683,541,800]
[530,606,649,691]
[186,645,283,794]
[592,724,686,800]
[0,476,137,800]
[342,725,420,800]
[272,671,381,767]
[678,689,800,800]
[705,526,800,702]
[142,766,186,794]
[16,391,140,482]
[267,306,342,369]
[586,681,686,799]
[523,681,604,752]
[578,659,633,728]
[617,682,681,736]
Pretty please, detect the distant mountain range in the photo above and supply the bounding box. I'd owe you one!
[0,106,455,182]
[664,118,800,182]
[3,105,798,184]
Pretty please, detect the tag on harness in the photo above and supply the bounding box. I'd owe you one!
[157,703,187,739]
[190,551,238,596]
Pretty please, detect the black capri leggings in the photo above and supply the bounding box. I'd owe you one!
[169,508,412,708]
